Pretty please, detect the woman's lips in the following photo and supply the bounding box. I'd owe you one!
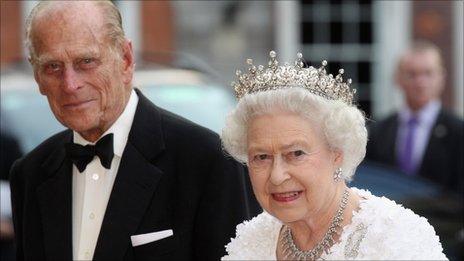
[271,191,303,202]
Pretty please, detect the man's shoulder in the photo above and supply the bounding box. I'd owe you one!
[18,130,71,168]
[136,89,220,144]
[10,129,71,184]
[437,109,464,131]
[367,113,398,139]
[369,113,398,128]
[156,106,221,149]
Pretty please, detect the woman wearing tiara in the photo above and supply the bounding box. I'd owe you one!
[220,51,446,260]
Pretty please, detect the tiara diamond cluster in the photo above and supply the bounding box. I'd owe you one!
[232,51,356,104]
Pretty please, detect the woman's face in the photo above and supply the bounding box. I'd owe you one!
[247,111,342,223]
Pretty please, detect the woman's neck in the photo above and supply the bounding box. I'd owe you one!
[286,185,360,251]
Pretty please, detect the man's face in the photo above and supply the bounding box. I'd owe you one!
[396,50,444,111]
[31,5,133,141]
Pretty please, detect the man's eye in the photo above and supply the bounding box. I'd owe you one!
[293,150,305,157]
[43,63,61,74]
[79,58,97,69]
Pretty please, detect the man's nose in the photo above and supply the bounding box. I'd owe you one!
[62,67,83,92]
[269,157,290,185]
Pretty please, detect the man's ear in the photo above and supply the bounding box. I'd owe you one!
[394,65,403,90]
[120,39,134,85]
[32,67,46,95]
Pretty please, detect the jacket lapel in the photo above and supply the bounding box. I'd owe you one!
[36,131,73,261]
[387,115,399,164]
[93,90,166,260]
[418,111,447,177]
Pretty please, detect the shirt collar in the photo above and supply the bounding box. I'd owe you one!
[73,89,139,157]
[399,100,441,126]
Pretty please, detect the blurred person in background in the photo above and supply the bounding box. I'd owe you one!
[10,1,257,261]
[1,130,23,261]
[367,41,463,194]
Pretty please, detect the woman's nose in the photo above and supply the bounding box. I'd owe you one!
[269,157,290,185]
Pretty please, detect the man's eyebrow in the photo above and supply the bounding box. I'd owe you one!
[35,49,100,65]
[35,54,55,65]
[78,50,100,58]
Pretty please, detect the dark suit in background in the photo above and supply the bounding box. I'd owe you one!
[366,109,464,193]
[1,131,23,181]
[1,131,22,261]
[10,91,260,261]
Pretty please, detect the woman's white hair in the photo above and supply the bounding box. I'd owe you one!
[221,87,367,181]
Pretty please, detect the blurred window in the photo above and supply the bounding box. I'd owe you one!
[300,0,374,117]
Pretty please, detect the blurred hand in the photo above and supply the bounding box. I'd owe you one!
[0,219,14,240]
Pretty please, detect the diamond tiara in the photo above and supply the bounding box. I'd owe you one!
[231,51,356,105]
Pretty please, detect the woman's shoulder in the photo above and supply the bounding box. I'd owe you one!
[350,188,447,260]
[222,212,281,260]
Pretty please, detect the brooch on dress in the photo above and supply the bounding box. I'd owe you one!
[344,223,367,259]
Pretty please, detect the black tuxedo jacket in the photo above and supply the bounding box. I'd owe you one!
[366,110,463,193]
[10,90,260,261]
[1,131,23,180]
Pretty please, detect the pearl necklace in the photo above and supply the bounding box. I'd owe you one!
[280,188,350,260]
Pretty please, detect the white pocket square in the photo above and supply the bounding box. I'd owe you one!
[130,229,174,247]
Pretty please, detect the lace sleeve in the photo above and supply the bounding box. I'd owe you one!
[355,196,448,260]
[222,212,281,260]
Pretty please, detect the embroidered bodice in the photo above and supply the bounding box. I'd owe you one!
[222,188,447,260]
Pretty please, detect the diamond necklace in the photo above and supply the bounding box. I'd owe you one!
[280,188,350,260]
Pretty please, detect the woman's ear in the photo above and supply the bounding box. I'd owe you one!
[333,149,343,167]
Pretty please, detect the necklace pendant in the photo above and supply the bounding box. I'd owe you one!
[279,188,350,260]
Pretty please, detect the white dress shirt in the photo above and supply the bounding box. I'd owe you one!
[396,100,441,173]
[72,90,138,260]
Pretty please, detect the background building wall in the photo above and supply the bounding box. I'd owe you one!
[0,1,22,68]
[412,0,454,109]
[1,0,462,117]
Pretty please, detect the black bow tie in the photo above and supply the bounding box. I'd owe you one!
[65,133,114,172]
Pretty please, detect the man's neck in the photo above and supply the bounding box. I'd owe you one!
[78,89,133,142]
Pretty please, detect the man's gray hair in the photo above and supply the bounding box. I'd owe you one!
[25,0,125,61]
[398,40,445,71]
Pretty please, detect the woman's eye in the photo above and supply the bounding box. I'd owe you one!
[249,154,272,167]
[288,150,306,160]
[256,154,269,161]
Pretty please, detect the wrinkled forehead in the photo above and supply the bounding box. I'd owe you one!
[31,3,107,53]
[247,113,325,150]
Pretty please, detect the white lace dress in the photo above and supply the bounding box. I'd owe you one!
[222,188,447,260]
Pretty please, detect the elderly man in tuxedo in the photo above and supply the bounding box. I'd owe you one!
[10,1,258,260]
[367,41,463,193]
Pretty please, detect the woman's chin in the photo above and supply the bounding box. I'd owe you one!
[270,208,306,224]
